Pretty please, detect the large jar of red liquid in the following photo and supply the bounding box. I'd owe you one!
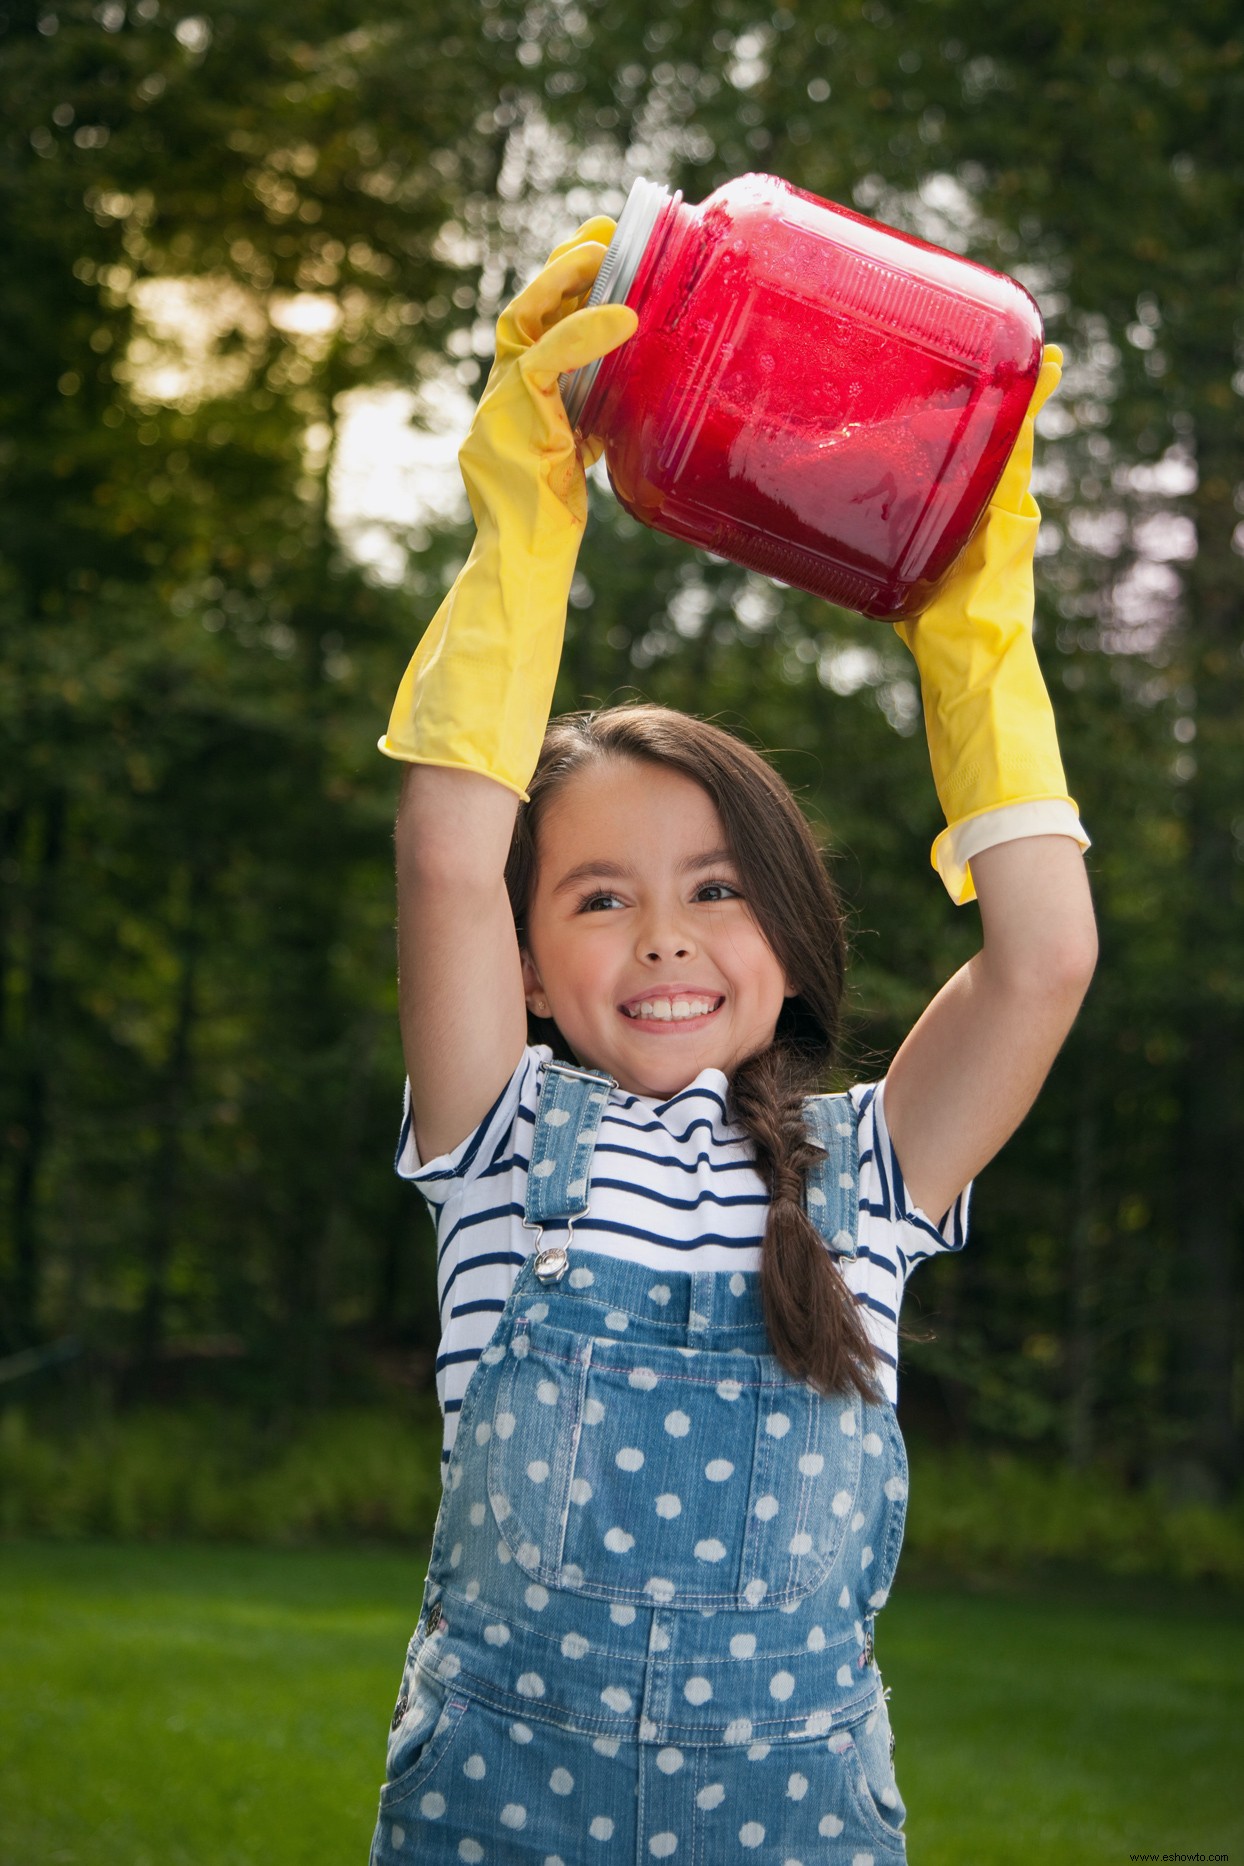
[560,174,1043,620]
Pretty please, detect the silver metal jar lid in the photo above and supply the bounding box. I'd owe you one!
[558,176,680,432]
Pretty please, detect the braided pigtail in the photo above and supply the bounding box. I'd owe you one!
[730,1046,882,1403]
[508,703,879,1398]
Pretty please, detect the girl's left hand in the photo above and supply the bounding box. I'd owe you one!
[890,342,1086,907]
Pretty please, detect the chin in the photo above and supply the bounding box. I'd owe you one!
[628,1051,727,1098]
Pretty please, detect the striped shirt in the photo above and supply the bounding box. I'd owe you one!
[397,1044,971,1466]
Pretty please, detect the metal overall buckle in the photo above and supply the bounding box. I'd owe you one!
[528,1224,573,1283]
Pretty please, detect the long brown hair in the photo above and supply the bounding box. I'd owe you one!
[504,703,881,1401]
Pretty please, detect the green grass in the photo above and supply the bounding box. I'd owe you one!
[0,1542,415,1866]
[890,1577,1243,1864]
[1,1543,1239,1865]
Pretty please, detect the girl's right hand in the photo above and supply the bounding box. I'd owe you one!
[378,226,635,797]
[457,223,637,545]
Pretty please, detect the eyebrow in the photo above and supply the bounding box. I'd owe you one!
[551,848,737,897]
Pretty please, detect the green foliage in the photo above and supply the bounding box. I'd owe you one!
[0,1401,444,1543]
[903,1443,1244,1586]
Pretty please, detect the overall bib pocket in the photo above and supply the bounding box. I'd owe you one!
[487,1315,866,1608]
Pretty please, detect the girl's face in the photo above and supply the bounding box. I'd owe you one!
[521,759,794,1098]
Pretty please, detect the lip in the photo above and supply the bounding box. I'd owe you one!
[618,988,725,1033]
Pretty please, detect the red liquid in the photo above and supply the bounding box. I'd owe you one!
[582,176,1043,620]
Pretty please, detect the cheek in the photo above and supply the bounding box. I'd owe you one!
[720,920,785,991]
[749,952,790,1015]
[561,934,619,1000]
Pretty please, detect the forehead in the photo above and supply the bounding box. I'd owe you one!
[537,759,728,861]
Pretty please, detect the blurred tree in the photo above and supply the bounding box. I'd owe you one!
[0,0,498,1389]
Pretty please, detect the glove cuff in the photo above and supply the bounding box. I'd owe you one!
[932,798,1090,906]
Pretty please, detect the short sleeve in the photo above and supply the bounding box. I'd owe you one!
[395,1044,549,1214]
[850,1076,971,1276]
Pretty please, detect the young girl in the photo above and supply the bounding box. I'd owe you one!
[368,219,1096,1863]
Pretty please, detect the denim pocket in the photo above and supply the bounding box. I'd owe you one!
[379,1676,471,1810]
[837,1716,908,1857]
[488,1316,865,1609]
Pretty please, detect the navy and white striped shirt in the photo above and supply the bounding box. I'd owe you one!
[397,1045,971,1466]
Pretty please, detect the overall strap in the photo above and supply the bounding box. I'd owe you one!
[524,1060,616,1231]
[801,1092,860,1259]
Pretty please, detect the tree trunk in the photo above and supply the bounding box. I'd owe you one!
[10,790,65,1349]
[134,861,206,1375]
[1064,1037,1100,1467]
[0,805,22,1051]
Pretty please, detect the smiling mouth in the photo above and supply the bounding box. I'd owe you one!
[619,993,725,1024]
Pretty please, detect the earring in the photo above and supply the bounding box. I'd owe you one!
[533,998,549,1018]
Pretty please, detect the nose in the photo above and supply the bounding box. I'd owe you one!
[635,906,697,965]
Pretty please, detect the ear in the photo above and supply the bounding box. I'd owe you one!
[520,949,548,1017]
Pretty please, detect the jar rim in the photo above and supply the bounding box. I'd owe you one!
[558,177,679,432]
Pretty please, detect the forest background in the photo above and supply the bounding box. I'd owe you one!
[2,0,1242,1558]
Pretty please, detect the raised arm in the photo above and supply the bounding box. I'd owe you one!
[883,835,1096,1223]
[380,226,637,1163]
[880,348,1098,1220]
[395,766,526,1166]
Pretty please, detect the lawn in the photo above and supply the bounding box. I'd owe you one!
[0,1542,1238,1865]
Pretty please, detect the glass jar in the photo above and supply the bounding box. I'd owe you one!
[560,174,1044,620]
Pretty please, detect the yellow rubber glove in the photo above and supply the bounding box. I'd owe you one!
[378,220,637,798]
[894,346,1089,904]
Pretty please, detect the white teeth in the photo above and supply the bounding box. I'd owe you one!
[626,997,718,1022]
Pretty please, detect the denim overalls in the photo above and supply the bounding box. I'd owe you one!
[369,1062,910,1864]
